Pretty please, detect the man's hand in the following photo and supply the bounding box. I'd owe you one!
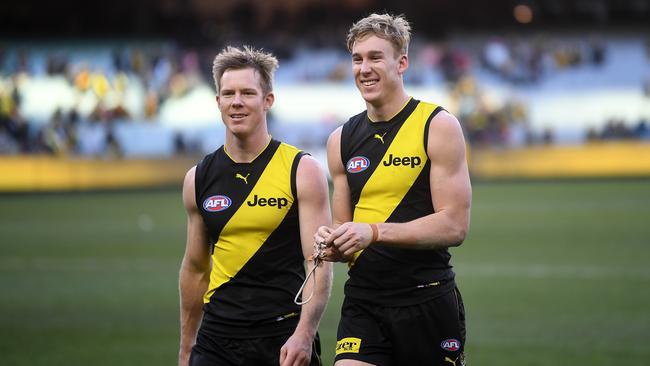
[315,226,348,262]
[279,331,313,366]
[313,226,332,250]
[326,222,374,258]
[178,348,191,366]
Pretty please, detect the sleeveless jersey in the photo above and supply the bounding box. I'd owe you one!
[340,98,456,306]
[194,139,307,337]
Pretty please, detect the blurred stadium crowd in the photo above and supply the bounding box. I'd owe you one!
[1,26,649,157]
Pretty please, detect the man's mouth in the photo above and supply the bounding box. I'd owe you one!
[360,79,378,87]
[230,113,247,120]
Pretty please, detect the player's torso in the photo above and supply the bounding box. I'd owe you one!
[194,139,305,336]
[340,98,456,305]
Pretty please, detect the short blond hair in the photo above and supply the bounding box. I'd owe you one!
[212,45,278,95]
[346,13,411,56]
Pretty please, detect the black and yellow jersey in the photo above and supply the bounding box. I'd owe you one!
[340,98,456,306]
[194,138,307,337]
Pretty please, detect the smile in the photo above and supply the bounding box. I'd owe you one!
[360,79,378,87]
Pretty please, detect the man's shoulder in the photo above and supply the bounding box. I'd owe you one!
[338,110,369,139]
[202,145,225,160]
[196,146,224,169]
[344,109,368,126]
[275,140,306,164]
[276,140,301,153]
[416,99,440,109]
[413,99,445,118]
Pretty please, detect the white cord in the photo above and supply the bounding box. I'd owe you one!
[294,241,325,305]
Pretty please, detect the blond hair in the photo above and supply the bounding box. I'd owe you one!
[212,45,278,95]
[347,13,411,56]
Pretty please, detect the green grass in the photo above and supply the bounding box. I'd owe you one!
[1,181,649,365]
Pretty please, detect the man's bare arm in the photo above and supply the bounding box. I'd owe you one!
[178,167,211,366]
[280,156,333,366]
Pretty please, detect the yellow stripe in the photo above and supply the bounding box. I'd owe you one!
[204,144,298,302]
[351,102,437,263]
[0,156,194,191]
[469,142,650,178]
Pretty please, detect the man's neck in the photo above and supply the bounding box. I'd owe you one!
[367,91,410,122]
[224,130,271,163]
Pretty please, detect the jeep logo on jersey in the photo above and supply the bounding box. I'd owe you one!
[346,156,370,173]
[203,195,232,212]
[382,153,422,168]
[247,194,288,209]
[440,339,461,351]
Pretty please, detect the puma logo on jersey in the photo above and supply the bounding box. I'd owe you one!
[445,354,466,366]
[235,173,250,184]
[382,153,422,168]
[247,194,288,209]
[444,356,458,366]
[374,132,387,144]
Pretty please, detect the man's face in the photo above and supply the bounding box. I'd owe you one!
[351,35,407,107]
[217,68,273,137]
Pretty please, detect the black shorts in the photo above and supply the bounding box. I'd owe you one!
[335,287,466,365]
[190,332,322,366]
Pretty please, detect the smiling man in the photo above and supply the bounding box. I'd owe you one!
[315,14,472,365]
[179,46,332,366]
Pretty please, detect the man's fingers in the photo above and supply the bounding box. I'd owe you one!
[322,247,347,262]
[314,226,334,244]
[279,346,287,364]
[332,229,355,250]
[343,247,358,258]
[280,350,296,366]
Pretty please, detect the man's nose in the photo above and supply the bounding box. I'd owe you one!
[360,59,372,74]
[232,92,243,106]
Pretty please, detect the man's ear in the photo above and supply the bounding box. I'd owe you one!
[398,54,409,75]
[264,92,275,111]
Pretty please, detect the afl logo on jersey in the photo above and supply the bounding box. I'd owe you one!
[440,339,461,352]
[203,195,232,212]
[346,156,370,173]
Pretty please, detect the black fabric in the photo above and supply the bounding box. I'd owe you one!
[191,332,322,366]
[335,288,466,365]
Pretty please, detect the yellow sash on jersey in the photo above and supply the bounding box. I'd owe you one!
[204,144,298,302]
[350,102,438,264]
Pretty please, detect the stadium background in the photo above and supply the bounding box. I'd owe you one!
[1,0,649,365]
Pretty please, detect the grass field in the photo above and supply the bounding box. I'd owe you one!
[1,180,649,365]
